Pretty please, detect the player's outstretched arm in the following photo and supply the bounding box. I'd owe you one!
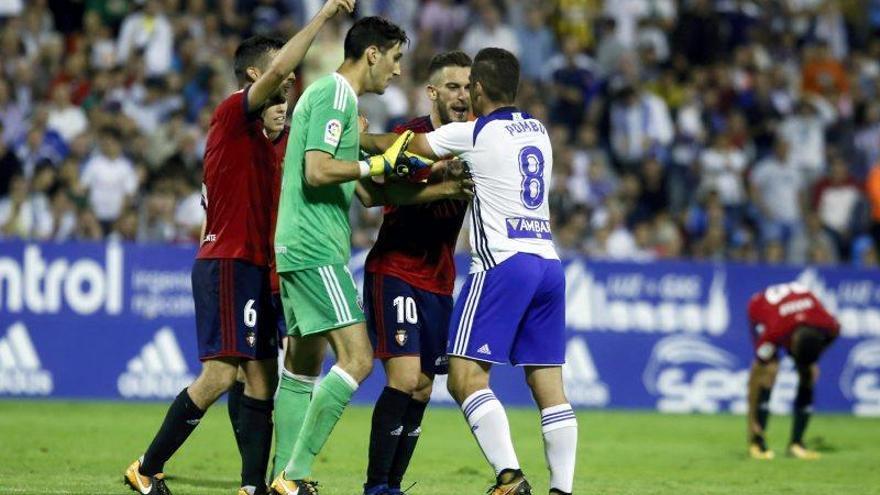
[355,163,474,207]
[361,132,441,161]
[248,0,355,110]
[305,150,368,186]
[305,131,414,186]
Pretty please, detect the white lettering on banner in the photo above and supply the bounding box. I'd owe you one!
[564,262,729,335]
[840,339,880,417]
[796,269,880,338]
[563,338,609,407]
[0,322,53,396]
[643,335,797,414]
[131,270,194,319]
[117,327,195,399]
[0,244,122,315]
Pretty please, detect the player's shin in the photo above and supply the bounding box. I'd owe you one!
[791,385,814,446]
[366,386,412,490]
[541,404,577,494]
[272,369,318,478]
[228,380,245,454]
[239,394,274,489]
[140,388,205,476]
[754,387,771,447]
[284,365,358,480]
[460,389,520,475]
[387,398,429,489]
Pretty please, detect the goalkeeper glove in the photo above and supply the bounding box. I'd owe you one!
[398,151,434,182]
[360,130,414,177]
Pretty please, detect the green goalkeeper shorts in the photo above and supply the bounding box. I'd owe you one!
[278,264,365,337]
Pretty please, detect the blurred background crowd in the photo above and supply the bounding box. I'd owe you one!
[1,0,880,267]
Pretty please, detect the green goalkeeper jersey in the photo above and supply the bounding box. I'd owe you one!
[274,73,360,272]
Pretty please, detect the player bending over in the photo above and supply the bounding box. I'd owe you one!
[746,282,839,460]
[361,50,472,495]
[123,2,353,495]
[270,16,473,495]
[362,47,577,495]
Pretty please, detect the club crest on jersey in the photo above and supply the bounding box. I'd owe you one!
[395,329,407,346]
[246,331,256,348]
[324,119,342,146]
[506,217,552,240]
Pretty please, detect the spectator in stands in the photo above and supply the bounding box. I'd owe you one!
[750,139,805,251]
[635,157,669,222]
[812,156,864,261]
[672,0,723,67]
[46,84,88,144]
[0,121,22,196]
[698,131,748,214]
[790,213,838,265]
[867,160,880,263]
[609,84,674,171]
[802,41,849,97]
[854,103,880,174]
[594,16,626,77]
[516,5,556,82]
[47,184,77,241]
[116,0,173,76]
[778,97,836,180]
[0,79,25,144]
[15,113,67,177]
[0,174,29,238]
[459,3,519,57]
[547,35,597,133]
[418,0,469,49]
[80,127,138,234]
[27,161,55,239]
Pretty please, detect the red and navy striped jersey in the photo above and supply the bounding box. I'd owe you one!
[365,116,468,295]
[197,87,279,267]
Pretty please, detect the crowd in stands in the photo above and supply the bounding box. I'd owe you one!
[1,0,880,267]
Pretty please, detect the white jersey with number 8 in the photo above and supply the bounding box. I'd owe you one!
[426,107,558,273]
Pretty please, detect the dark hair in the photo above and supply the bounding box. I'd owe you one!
[343,16,408,60]
[471,47,519,103]
[234,35,285,85]
[427,50,472,79]
[100,126,123,141]
[791,326,830,366]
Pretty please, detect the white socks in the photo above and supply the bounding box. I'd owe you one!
[541,404,578,494]
[461,389,520,474]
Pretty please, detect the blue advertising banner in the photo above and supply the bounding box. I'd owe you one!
[1,241,878,416]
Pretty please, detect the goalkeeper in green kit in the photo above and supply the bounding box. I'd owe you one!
[270,15,473,495]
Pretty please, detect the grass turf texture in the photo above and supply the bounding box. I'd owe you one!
[0,401,878,495]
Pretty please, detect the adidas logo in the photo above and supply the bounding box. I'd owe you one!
[117,327,195,399]
[408,427,421,437]
[477,344,491,355]
[390,426,403,436]
[0,322,53,396]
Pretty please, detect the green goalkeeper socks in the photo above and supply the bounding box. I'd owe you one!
[273,371,317,478]
[284,366,358,480]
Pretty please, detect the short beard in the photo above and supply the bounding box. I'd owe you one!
[436,104,452,125]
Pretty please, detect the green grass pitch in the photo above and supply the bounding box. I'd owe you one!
[1,400,878,495]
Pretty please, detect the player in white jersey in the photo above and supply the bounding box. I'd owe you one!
[361,47,577,495]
